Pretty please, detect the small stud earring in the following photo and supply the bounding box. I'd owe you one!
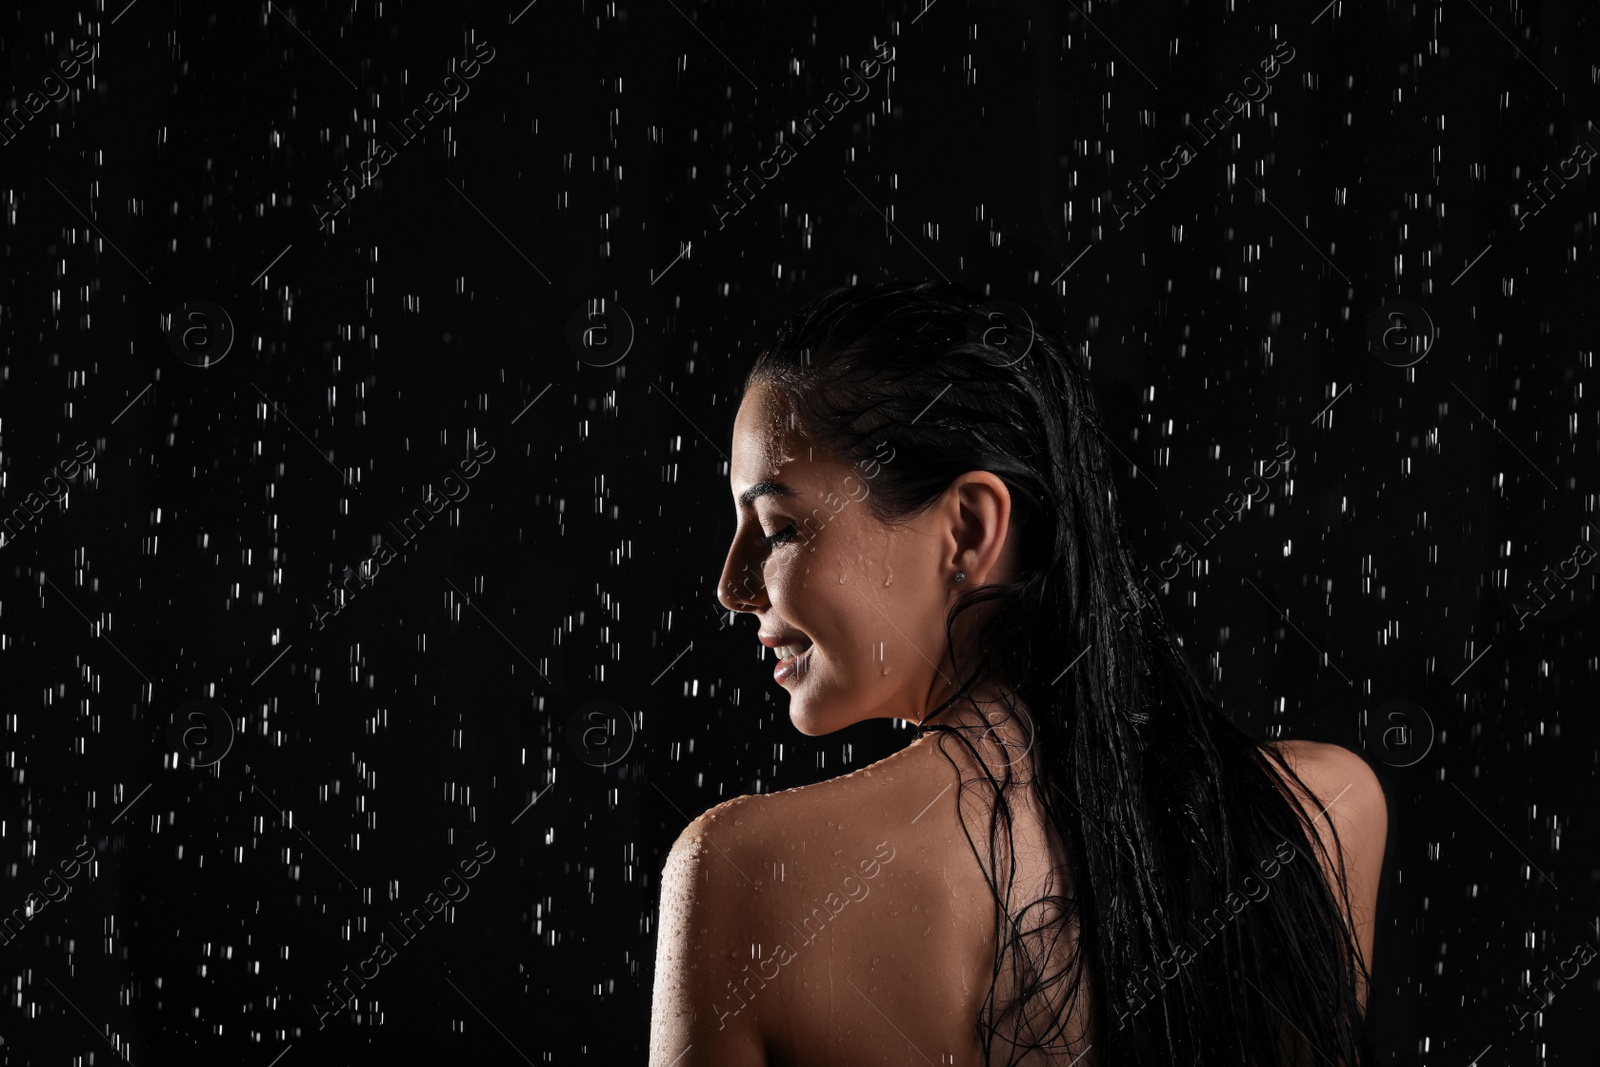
[954,571,967,584]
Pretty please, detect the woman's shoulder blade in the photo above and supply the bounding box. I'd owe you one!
[662,741,993,1062]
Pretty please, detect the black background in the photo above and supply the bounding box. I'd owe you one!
[0,0,1596,1063]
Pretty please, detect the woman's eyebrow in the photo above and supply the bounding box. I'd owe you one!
[737,480,801,509]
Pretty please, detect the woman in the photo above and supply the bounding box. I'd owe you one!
[650,281,1386,1066]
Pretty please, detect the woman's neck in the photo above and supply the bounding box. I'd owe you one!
[912,688,1037,781]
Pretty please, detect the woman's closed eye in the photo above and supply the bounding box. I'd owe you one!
[756,523,798,548]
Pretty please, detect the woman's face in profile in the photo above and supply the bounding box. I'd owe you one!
[718,381,957,735]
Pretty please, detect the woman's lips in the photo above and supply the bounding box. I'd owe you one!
[774,646,814,685]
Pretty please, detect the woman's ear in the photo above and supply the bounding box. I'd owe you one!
[946,472,1013,584]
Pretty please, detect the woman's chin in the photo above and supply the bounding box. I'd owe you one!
[786,689,871,737]
[785,691,844,737]
[786,700,831,736]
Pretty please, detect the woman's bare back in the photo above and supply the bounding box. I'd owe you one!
[686,732,1081,1067]
[673,735,1382,1067]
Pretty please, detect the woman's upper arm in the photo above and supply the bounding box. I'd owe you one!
[649,807,769,1067]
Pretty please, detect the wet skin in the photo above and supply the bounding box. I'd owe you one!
[648,383,1387,1066]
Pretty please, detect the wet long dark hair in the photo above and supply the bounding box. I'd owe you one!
[742,281,1374,1066]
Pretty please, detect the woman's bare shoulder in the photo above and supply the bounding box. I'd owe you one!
[1260,739,1388,997]
[1264,740,1387,822]
[657,741,994,1063]
[1265,746,1386,893]
[668,739,955,881]
[710,737,937,811]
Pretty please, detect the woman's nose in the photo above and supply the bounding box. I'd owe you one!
[717,552,768,613]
